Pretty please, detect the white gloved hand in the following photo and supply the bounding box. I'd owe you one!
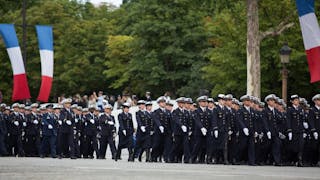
[90,119,95,124]
[267,131,272,140]
[58,120,62,125]
[122,130,127,136]
[23,122,27,127]
[141,126,146,132]
[107,121,114,125]
[150,131,154,136]
[48,124,53,129]
[279,132,286,140]
[258,133,264,139]
[188,131,192,136]
[303,133,307,139]
[75,118,79,123]
[243,128,249,136]
[201,127,207,136]
[214,130,218,138]
[254,132,258,138]
[159,126,164,133]
[181,125,187,133]
[33,120,39,125]
[314,132,318,140]
[288,132,292,141]
[303,122,309,129]
[228,130,233,136]
[14,121,19,126]
[66,120,72,125]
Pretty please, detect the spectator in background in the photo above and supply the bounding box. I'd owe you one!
[88,93,97,108]
[58,94,66,104]
[145,91,152,101]
[96,91,107,112]
[109,95,116,106]
[164,91,171,101]
[80,95,88,108]
[114,95,123,110]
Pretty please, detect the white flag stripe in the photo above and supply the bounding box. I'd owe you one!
[299,13,320,50]
[6,47,26,75]
[40,50,53,77]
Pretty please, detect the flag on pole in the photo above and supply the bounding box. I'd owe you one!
[0,24,31,101]
[35,25,54,102]
[296,0,320,83]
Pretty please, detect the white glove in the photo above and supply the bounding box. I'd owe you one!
[141,126,146,132]
[201,127,207,136]
[303,122,309,129]
[258,133,264,139]
[279,132,286,140]
[288,132,292,141]
[228,131,233,136]
[243,128,249,136]
[14,121,19,126]
[188,131,192,136]
[75,118,79,123]
[33,120,39,125]
[181,125,187,133]
[303,133,307,139]
[22,131,25,137]
[254,132,258,138]
[214,130,218,138]
[90,119,95,124]
[66,120,72,125]
[159,126,164,133]
[150,131,154,136]
[107,121,114,125]
[267,131,271,140]
[314,132,318,140]
[23,122,27,127]
[58,120,62,125]
[48,124,53,129]
[122,130,127,136]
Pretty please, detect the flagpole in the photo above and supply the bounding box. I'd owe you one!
[22,0,27,70]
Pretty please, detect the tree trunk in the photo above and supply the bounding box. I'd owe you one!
[246,0,260,98]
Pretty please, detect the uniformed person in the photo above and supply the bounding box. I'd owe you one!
[0,105,8,156]
[145,101,154,162]
[308,94,320,166]
[286,95,305,167]
[7,103,24,157]
[24,105,41,157]
[82,105,99,159]
[98,104,116,159]
[40,104,57,158]
[116,102,134,161]
[59,98,77,159]
[190,96,214,164]
[71,104,82,158]
[237,95,256,165]
[134,100,152,162]
[171,97,190,163]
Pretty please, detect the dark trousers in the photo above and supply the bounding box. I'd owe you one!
[41,135,56,157]
[99,135,116,159]
[7,134,24,156]
[24,135,41,156]
[191,135,211,163]
[287,133,305,163]
[239,135,255,165]
[83,134,98,158]
[228,134,239,162]
[151,133,172,162]
[269,137,281,164]
[73,132,81,157]
[212,131,228,163]
[171,134,190,162]
[58,132,75,157]
[0,134,8,155]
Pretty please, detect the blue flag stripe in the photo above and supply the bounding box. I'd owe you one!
[36,25,53,51]
[296,0,315,17]
[0,24,19,48]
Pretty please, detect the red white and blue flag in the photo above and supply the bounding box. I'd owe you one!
[296,0,320,83]
[0,24,31,101]
[36,25,54,102]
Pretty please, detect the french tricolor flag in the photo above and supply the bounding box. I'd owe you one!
[296,0,320,83]
[0,24,31,101]
[36,25,53,102]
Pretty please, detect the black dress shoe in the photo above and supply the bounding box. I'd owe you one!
[70,156,77,159]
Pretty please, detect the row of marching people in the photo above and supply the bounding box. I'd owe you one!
[0,93,320,167]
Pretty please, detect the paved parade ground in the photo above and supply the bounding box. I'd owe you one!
[0,157,319,180]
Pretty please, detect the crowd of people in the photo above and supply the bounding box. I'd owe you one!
[0,92,320,167]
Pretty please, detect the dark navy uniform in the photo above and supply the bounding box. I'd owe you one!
[24,112,41,156]
[41,112,58,158]
[7,111,24,156]
[59,108,76,158]
[190,107,214,163]
[82,112,99,158]
[151,108,172,162]
[134,110,152,162]
[0,112,8,156]
[116,111,134,161]
[98,113,116,159]
[73,113,82,158]
[307,106,320,165]
[226,107,239,164]
[237,106,256,165]
[171,108,190,163]
[286,105,305,166]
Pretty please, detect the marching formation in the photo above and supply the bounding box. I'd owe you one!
[0,93,320,167]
